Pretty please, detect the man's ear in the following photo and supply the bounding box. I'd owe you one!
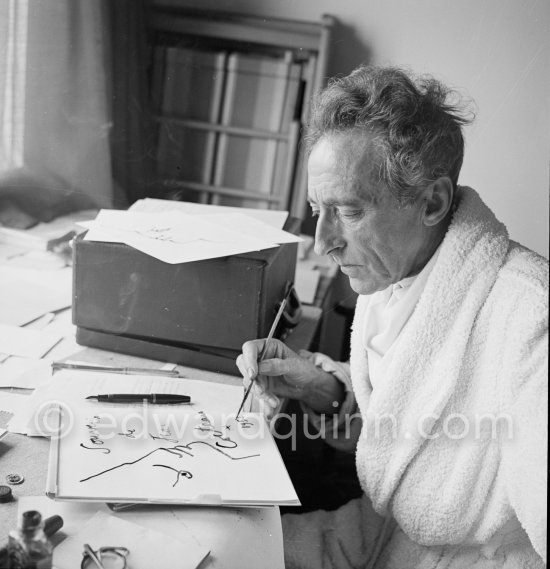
[422,177,454,227]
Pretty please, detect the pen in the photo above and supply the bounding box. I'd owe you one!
[235,287,292,420]
[86,393,191,404]
[52,362,182,377]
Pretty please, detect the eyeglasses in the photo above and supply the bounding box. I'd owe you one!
[81,544,130,569]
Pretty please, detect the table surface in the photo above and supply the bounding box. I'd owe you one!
[0,230,328,567]
[0,307,323,568]
[0,350,285,568]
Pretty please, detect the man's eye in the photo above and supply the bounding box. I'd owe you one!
[310,209,320,218]
[339,210,363,220]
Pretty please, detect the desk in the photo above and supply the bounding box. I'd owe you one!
[0,308,323,568]
[0,226,325,567]
[0,348,287,568]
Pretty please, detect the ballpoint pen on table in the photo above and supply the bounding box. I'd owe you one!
[51,361,182,377]
[235,288,291,420]
[86,394,191,404]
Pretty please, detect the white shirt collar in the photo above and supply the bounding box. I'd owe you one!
[361,246,441,386]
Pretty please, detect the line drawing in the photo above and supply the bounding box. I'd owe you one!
[153,464,193,487]
[80,443,111,454]
[79,441,260,484]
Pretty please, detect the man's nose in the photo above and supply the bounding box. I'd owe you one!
[314,213,344,257]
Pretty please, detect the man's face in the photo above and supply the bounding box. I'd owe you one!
[307,133,434,295]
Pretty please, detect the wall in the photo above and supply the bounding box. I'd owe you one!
[156,0,549,257]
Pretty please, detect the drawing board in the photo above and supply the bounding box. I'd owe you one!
[47,404,299,506]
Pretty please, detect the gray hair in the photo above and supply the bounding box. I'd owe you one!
[306,65,474,205]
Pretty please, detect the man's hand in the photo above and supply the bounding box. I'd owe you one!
[236,339,345,415]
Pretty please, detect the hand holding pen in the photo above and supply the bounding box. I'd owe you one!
[237,340,317,401]
[236,340,345,417]
[234,292,289,419]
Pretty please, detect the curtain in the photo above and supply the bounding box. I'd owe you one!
[107,0,156,205]
[0,0,116,227]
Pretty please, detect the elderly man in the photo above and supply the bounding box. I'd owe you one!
[237,66,547,568]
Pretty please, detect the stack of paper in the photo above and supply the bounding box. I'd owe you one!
[80,204,301,264]
[0,323,62,359]
[8,372,300,507]
[129,197,289,228]
[0,358,53,390]
[0,265,72,327]
[47,404,299,506]
[0,308,79,394]
[0,258,75,388]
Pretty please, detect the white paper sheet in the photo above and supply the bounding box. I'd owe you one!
[53,511,209,569]
[81,210,280,264]
[0,323,62,358]
[0,265,71,326]
[129,197,289,229]
[0,392,33,430]
[200,212,302,244]
[19,496,284,569]
[9,374,243,436]
[0,357,53,389]
[48,405,299,506]
[5,250,67,270]
[36,309,81,362]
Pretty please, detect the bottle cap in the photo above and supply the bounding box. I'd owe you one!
[44,514,64,537]
[0,485,12,503]
[20,510,43,533]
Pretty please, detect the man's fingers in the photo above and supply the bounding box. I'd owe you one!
[252,380,266,398]
[239,369,268,395]
[240,340,265,379]
[259,356,309,378]
[258,357,295,376]
[236,354,250,381]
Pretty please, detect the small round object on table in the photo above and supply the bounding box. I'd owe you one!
[6,473,25,485]
[0,485,13,502]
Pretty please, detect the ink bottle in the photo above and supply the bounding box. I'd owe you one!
[7,510,53,569]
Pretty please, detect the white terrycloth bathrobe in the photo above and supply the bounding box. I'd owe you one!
[283,187,548,569]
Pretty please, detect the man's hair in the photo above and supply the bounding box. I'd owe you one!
[306,65,474,205]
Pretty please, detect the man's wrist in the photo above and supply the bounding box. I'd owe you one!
[301,368,345,415]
